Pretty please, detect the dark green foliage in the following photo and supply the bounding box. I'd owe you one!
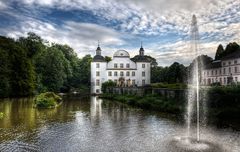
[151,83,187,89]
[35,47,69,92]
[214,42,240,60]
[0,33,92,98]
[0,48,10,97]
[100,93,185,114]
[151,62,187,84]
[34,92,62,108]
[206,86,240,126]
[215,44,224,60]
[0,36,35,97]
[101,80,117,93]
[104,56,112,62]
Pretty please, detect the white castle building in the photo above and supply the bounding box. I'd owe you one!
[91,44,151,94]
[202,50,240,85]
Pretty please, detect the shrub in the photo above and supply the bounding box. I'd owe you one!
[0,112,3,119]
[101,80,117,93]
[34,92,62,108]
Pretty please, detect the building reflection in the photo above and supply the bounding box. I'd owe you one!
[90,96,102,123]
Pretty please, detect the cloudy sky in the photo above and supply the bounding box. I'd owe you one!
[0,0,239,66]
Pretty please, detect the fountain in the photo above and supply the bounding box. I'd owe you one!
[168,15,224,152]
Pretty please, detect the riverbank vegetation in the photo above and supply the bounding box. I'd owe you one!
[100,93,185,114]
[34,92,62,108]
[206,85,240,127]
[0,112,3,119]
[0,33,92,98]
[150,83,187,89]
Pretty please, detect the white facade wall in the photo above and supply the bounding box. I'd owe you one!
[91,50,151,94]
[91,62,107,94]
[202,58,240,85]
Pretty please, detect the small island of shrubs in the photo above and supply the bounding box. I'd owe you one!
[34,92,62,108]
[0,112,3,119]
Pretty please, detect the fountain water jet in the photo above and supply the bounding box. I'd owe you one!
[168,15,225,152]
[190,14,200,141]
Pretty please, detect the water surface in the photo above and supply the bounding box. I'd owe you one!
[0,96,239,152]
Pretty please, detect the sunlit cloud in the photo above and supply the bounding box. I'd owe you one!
[0,0,239,66]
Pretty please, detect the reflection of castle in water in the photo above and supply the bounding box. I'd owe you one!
[90,96,102,119]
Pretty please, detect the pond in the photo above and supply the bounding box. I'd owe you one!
[0,96,239,152]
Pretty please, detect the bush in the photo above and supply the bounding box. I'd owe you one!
[101,80,117,93]
[0,112,3,119]
[151,83,187,89]
[34,92,62,108]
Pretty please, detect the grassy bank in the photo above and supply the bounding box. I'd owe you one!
[99,93,185,115]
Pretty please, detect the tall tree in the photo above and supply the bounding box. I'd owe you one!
[215,44,224,60]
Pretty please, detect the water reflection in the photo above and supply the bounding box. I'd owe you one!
[0,96,239,152]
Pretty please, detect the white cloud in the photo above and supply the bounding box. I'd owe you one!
[0,1,7,10]
[1,18,124,57]
[1,0,240,66]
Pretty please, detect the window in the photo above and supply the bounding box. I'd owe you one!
[120,63,124,68]
[142,80,145,86]
[224,77,226,84]
[114,79,118,83]
[96,63,100,68]
[235,77,238,82]
[223,68,226,74]
[228,61,231,65]
[229,67,231,74]
[108,71,112,76]
[211,70,213,76]
[126,63,130,68]
[132,80,135,85]
[114,63,118,68]
[120,71,124,76]
[219,69,222,75]
[96,89,99,93]
[96,71,100,76]
[223,62,226,66]
[220,78,222,84]
[234,60,238,64]
[215,70,217,75]
[132,71,135,76]
[142,71,145,77]
[114,71,118,76]
[235,67,238,73]
[96,79,100,86]
[142,64,145,68]
[207,71,209,76]
[126,71,130,76]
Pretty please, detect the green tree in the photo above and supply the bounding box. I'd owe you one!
[104,56,112,62]
[101,80,116,93]
[35,47,69,92]
[215,44,224,60]
[0,48,10,97]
